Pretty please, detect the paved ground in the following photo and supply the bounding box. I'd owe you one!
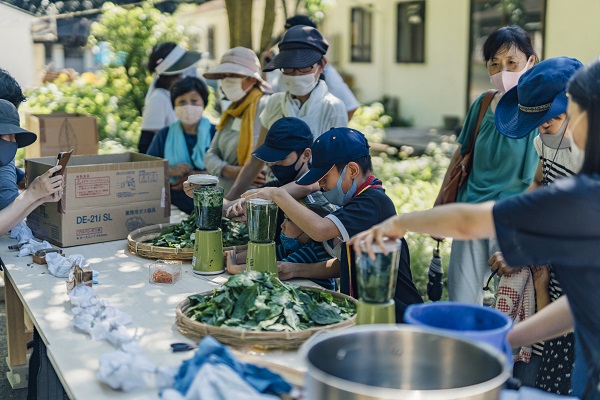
[0,280,28,400]
[384,126,458,154]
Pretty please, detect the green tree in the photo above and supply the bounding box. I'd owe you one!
[23,1,188,151]
[88,1,186,116]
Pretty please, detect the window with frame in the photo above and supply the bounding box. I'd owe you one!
[350,7,372,63]
[207,26,215,60]
[396,1,426,63]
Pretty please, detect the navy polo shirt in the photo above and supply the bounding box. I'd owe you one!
[493,174,600,399]
[325,185,423,322]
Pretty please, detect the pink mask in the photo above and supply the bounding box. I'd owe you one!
[490,57,533,93]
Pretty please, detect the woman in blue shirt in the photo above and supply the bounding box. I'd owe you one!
[435,25,539,305]
[351,58,600,400]
[147,77,216,214]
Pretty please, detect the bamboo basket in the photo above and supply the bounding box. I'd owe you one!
[127,223,247,260]
[176,288,357,350]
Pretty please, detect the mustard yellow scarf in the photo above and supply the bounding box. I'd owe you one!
[216,87,264,166]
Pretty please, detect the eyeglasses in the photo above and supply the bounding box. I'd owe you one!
[281,64,318,75]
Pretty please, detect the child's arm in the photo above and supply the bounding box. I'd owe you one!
[224,249,247,275]
[278,259,340,281]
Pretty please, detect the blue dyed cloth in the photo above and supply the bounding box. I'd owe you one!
[170,336,291,396]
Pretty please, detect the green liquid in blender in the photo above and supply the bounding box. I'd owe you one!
[194,187,224,230]
[246,201,278,243]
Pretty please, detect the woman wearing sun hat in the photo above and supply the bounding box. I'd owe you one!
[0,99,64,234]
[203,47,272,193]
[139,42,202,154]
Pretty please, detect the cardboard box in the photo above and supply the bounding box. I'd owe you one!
[26,153,171,247]
[27,201,169,247]
[25,113,99,158]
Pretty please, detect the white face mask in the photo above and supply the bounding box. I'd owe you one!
[566,113,586,172]
[220,77,249,102]
[489,57,533,93]
[282,70,319,96]
[175,105,204,126]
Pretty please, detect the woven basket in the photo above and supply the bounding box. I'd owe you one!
[176,287,357,350]
[127,223,247,260]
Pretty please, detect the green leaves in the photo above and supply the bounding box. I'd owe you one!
[147,215,249,249]
[186,271,356,331]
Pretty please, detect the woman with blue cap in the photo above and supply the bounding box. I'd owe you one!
[491,56,583,394]
[434,25,539,305]
[350,58,600,400]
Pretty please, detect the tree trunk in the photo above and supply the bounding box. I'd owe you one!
[259,0,276,53]
[225,0,253,49]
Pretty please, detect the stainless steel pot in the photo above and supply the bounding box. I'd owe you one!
[304,325,510,400]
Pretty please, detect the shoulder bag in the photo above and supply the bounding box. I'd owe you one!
[435,89,497,205]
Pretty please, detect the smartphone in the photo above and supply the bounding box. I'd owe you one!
[53,149,73,177]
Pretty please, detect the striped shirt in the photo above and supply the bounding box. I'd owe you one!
[534,136,578,185]
[276,241,335,290]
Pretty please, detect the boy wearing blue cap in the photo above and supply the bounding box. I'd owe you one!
[225,117,337,289]
[241,127,423,321]
[495,56,584,188]
[490,56,583,393]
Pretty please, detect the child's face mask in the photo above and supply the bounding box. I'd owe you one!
[322,165,357,206]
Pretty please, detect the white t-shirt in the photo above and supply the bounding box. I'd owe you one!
[268,65,360,113]
[141,88,177,131]
[259,80,348,139]
[533,135,579,184]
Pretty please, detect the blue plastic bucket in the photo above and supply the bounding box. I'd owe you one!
[404,302,513,364]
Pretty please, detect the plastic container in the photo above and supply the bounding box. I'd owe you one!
[192,175,223,231]
[404,302,513,364]
[355,239,401,303]
[149,260,182,285]
[246,198,278,243]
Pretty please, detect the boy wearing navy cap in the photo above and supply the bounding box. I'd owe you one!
[241,127,423,321]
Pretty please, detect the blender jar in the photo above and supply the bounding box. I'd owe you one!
[191,175,223,231]
[356,239,402,303]
[246,198,278,243]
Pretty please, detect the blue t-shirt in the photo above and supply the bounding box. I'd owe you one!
[325,183,423,322]
[493,174,600,399]
[0,160,19,211]
[147,124,216,214]
[457,92,538,203]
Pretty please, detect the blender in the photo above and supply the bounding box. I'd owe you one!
[245,198,278,273]
[190,174,224,275]
[355,239,401,324]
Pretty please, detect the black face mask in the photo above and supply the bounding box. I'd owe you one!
[271,155,305,185]
[0,140,18,167]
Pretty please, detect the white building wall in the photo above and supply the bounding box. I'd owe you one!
[322,0,470,128]
[544,0,600,64]
[0,5,36,88]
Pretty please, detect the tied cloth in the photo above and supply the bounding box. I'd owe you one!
[494,267,536,363]
[217,87,264,166]
[164,117,213,183]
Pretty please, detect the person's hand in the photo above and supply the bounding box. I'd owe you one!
[531,265,550,290]
[171,175,188,191]
[348,216,406,260]
[183,181,194,198]
[252,170,267,187]
[241,186,283,202]
[487,252,522,277]
[29,165,64,203]
[224,250,245,275]
[225,198,247,222]
[170,163,191,178]
[277,261,295,281]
